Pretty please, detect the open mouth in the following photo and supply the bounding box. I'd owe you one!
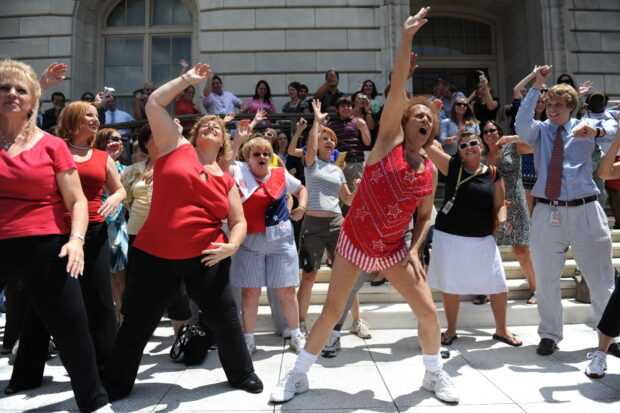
[419,127,428,135]
[258,161,266,166]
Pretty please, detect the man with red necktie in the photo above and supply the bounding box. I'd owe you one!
[515,65,618,357]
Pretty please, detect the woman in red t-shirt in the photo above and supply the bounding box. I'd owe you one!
[8,101,125,395]
[0,59,111,412]
[102,63,263,401]
[174,85,200,131]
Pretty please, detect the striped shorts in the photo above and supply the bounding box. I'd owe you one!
[336,229,408,273]
[230,231,299,288]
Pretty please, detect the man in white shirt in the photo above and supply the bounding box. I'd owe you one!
[201,75,241,115]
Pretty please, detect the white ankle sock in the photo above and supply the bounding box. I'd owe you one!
[291,328,302,337]
[244,333,254,341]
[332,330,341,338]
[293,348,318,374]
[422,352,443,374]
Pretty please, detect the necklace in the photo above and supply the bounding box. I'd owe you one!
[68,141,90,150]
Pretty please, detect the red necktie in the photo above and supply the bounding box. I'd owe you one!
[545,125,564,201]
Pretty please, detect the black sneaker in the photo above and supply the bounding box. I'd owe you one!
[537,338,558,356]
[321,331,341,358]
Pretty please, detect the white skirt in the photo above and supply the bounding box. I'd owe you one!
[427,229,507,295]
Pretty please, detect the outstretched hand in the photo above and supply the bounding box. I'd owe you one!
[579,80,594,96]
[183,63,212,85]
[402,7,430,37]
[236,119,252,144]
[39,62,68,90]
[533,65,552,89]
[311,99,328,125]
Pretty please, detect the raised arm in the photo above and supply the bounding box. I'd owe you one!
[304,99,327,167]
[202,74,213,97]
[288,119,307,157]
[423,139,450,175]
[515,65,552,146]
[377,7,430,141]
[221,119,252,172]
[513,66,538,99]
[39,62,68,91]
[146,63,211,156]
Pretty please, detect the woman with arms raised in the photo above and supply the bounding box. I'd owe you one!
[270,7,459,404]
[0,59,112,412]
[102,63,262,401]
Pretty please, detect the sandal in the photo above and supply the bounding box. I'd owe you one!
[473,295,489,305]
[492,333,523,347]
[441,332,458,345]
[526,293,537,305]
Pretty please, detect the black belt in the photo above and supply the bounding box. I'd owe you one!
[536,195,597,207]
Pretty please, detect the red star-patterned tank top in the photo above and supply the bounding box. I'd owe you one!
[338,144,434,270]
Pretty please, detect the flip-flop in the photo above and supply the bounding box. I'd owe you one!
[492,333,523,347]
[441,332,458,345]
[526,293,537,305]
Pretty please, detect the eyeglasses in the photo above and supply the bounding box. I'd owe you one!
[252,152,271,158]
[482,128,497,135]
[458,140,480,150]
[454,102,468,107]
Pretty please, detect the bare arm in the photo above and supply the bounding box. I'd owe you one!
[304,99,327,167]
[402,166,437,280]
[289,185,308,221]
[494,176,508,224]
[338,179,359,206]
[423,139,450,175]
[377,8,429,142]
[220,119,252,172]
[356,117,372,146]
[146,63,211,156]
[313,80,331,100]
[56,168,88,278]
[512,67,538,99]
[201,185,247,267]
[99,156,127,218]
[39,62,68,91]
[288,119,307,157]
[202,75,213,97]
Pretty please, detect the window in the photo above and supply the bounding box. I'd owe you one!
[413,17,492,55]
[102,0,192,112]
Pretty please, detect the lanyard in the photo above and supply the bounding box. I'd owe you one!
[451,165,482,200]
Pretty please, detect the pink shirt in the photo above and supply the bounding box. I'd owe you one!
[0,133,76,239]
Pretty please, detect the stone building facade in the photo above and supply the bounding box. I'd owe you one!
[1,0,618,114]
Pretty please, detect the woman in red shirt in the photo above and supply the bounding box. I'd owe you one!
[0,59,112,412]
[102,63,263,401]
[8,101,125,396]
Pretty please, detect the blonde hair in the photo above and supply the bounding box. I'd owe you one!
[241,137,273,162]
[0,59,41,137]
[94,128,118,151]
[189,115,232,161]
[401,97,440,147]
[544,83,578,110]
[56,101,95,146]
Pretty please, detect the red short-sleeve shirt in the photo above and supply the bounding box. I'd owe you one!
[0,133,76,239]
[67,148,108,223]
[134,144,234,259]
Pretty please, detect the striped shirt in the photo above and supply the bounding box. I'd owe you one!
[304,157,346,213]
[329,117,367,161]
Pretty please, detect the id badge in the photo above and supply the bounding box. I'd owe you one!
[442,199,454,215]
[265,220,293,242]
[549,209,560,227]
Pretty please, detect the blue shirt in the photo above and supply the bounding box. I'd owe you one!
[515,88,618,200]
[105,109,135,136]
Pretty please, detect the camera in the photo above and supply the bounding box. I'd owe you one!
[103,86,115,93]
[361,95,368,101]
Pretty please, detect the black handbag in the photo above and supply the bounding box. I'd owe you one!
[170,323,210,366]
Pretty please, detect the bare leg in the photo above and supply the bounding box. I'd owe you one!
[297,270,317,323]
[598,333,615,352]
[441,293,460,338]
[512,246,537,293]
[241,287,261,334]
[110,269,126,324]
[303,253,362,355]
[350,294,361,322]
[274,286,300,330]
[383,264,440,355]
[489,292,519,345]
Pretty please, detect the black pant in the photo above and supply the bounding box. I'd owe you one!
[0,235,108,412]
[102,248,254,401]
[598,278,620,338]
[10,222,117,389]
[1,278,25,350]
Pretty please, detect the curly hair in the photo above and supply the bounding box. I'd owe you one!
[0,59,42,138]
[188,115,232,161]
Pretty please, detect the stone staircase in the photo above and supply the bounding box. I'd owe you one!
[254,186,620,331]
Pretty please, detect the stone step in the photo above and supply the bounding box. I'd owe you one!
[258,278,574,306]
[499,242,620,261]
[255,298,596,331]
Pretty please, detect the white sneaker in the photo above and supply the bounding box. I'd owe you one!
[93,403,115,413]
[300,321,309,337]
[422,369,459,403]
[245,336,257,355]
[290,333,306,354]
[321,331,341,358]
[350,320,372,339]
[269,369,309,402]
[281,328,292,338]
[585,350,607,378]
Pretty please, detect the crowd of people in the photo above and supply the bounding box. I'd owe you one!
[1,6,620,412]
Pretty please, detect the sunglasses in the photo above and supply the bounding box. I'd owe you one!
[83,96,94,102]
[541,88,548,93]
[252,152,271,158]
[482,128,497,135]
[458,140,480,150]
[263,132,275,138]
[108,136,121,142]
[454,102,468,107]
